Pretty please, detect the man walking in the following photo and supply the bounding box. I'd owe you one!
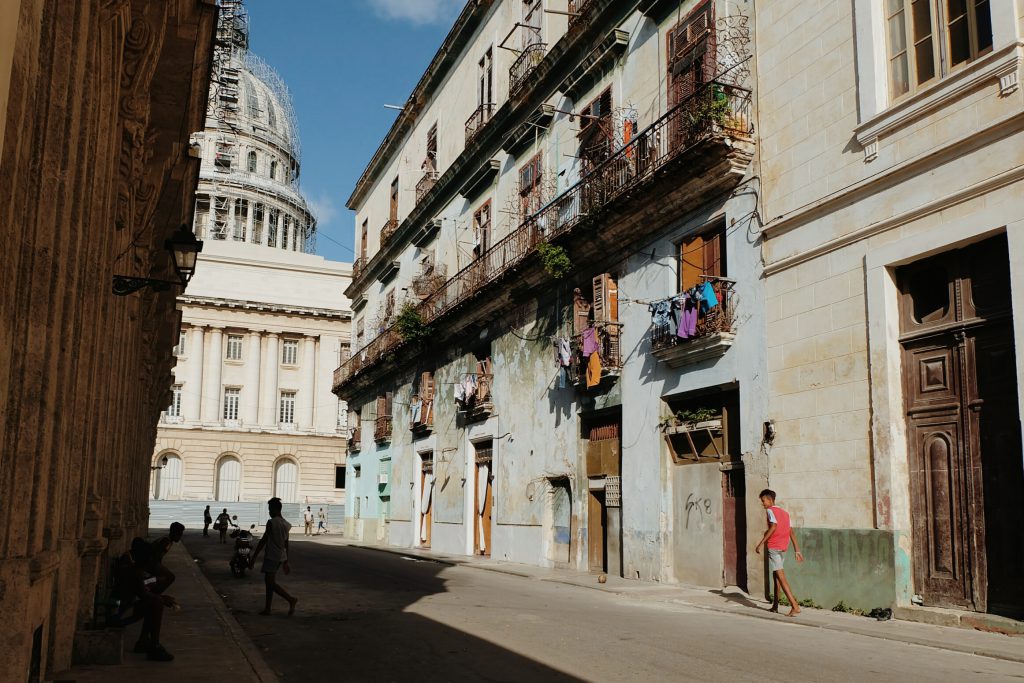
[203,505,212,537]
[303,506,314,536]
[755,488,804,616]
[215,508,234,544]
[250,497,298,616]
[316,507,327,535]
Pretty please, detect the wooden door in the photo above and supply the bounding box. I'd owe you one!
[588,489,607,572]
[420,466,433,548]
[474,461,493,556]
[722,468,747,590]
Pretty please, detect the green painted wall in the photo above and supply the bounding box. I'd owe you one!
[771,528,896,612]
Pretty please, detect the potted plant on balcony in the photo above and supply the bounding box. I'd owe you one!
[396,301,432,348]
[537,241,572,279]
[659,407,723,434]
[661,407,725,463]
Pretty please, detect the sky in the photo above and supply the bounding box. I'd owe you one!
[245,0,462,263]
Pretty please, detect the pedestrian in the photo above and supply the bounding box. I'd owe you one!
[250,497,297,616]
[112,537,177,662]
[316,507,327,535]
[215,508,234,544]
[755,488,804,616]
[147,522,184,593]
[203,505,212,537]
[303,506,314,536]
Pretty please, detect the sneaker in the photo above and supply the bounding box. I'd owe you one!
[147,644,174,662]
[132,638,151,654]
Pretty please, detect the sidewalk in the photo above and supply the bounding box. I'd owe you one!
[56,541,278,683]
[312,535,1024,665]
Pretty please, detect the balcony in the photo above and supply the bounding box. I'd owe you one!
[381,218,399,245]
[568,0,595,30]
[416,170,439,204]
[509,42,546,98]
[333,83,752,396]
[570,321,623,388]
[650,278,737,368]
[348,428,361,453]
[352,257,367,281]
[465,103,495,145]
[410,397,434,434]
[374,415,392,443]
[457,372,494,422]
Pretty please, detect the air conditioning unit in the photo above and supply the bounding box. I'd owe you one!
[377,473,389,485]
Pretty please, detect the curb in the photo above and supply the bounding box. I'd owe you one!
[180,542,281,683]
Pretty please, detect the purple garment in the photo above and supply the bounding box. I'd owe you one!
[677,297,698,339]
[582,327,599,356]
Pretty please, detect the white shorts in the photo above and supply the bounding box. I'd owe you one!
[768,549,785,572]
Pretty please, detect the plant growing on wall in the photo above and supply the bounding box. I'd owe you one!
[537,241,572,279]
[686,85,731,132]
[395,301,432,346]
[658,407,722,431]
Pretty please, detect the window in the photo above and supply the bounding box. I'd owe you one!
[154,453,183,500]
[267,208,279,247]
[355,318,364,349]
[279,391,296,425]
[425,123,438,171]
[274,458,298,502]
[383,290,396,324]
[337,399,346,432]
[267,98,277,128]
[680,223,726,291]
[281,339,298,365]
[353,465,362,479]
[167,384,182,418]
[668,1,714,106]
[223,387,240,422]
[473,201,491,256]
[478,47,494,106]
[281,215,290,250]
[390,177,399,223]
[173,331,187,356]
[521,0,542,48]
[269,159,277,180]
[663,388,740,464]
[233,199,247,241]
[360,219,368,261]
[519,154,543,218]
[247,150,257,173]
[216,455,241,501]
[335,465,346,489]
[885,0,993,98]
[579,87,613,174]
[252,202,264,244]
[214,142,233,171]
[225,334,243,361]
[246,77,260,118]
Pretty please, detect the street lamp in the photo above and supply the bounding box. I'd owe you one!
[112,224,204,296]
[151,455,169,471]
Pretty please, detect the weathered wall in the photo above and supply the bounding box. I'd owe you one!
[0,0,216,676]
[784,529,897,612]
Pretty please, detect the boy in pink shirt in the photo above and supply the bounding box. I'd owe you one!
[755,489,804,616]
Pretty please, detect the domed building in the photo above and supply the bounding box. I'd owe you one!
[150,0,352,529]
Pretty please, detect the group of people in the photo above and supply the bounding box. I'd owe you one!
[114,498,302,663]
[303,505,328,535]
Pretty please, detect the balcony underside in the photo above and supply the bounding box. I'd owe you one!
[653,331,736,368]
[335,133,752,399]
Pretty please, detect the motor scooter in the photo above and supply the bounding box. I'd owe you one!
[229,524,258,577]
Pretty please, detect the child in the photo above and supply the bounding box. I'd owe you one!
[755,488,804,616]
[250,497,298,616]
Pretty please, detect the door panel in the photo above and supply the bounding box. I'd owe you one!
[722,469,747,590]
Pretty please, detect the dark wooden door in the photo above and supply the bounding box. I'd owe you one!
[722,468,747,590]
[899,234,1022,615]
[588,490,607,572]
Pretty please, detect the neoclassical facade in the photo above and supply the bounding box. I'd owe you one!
[151,2,351,511]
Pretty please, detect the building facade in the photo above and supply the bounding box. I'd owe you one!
[151,0,351,514]
[757,0,1024,618]
[334,0,768,594]
[0,0,216,677]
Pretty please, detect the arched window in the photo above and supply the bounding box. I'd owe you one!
[216,455,242,502]
[267,98,277,128]
[247,150,257,173]
[274,458,298,503]
[152,452,183,500]
[269,160,277,180]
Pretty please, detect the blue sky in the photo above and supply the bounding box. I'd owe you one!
[245,0,462,263]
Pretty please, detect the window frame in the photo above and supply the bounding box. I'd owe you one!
[335,465,346,489]
[519,153,543,218]
[173,331,187,357]
[281,338,299,366]
[678,221,727,293]
[279,390,296,425]
[223,387,241,422]
[225,333,244,361]
[473,200,492,256]
[167,384,183,418]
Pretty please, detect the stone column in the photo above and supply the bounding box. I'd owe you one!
[242,330,261,425]
[298,335,317,430]
[201,326,224,423]
[260,332,280,426]
[184,324,205,422]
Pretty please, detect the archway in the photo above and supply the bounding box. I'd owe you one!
[274,457,298,503]
[216,454,242,501]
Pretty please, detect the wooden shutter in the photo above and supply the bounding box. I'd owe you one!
[592,274,618,323]
[680,234,705,291]
[385,392,393,417]
[573,288,592,333]
[421,371,435,401]
[669,1,714,105]
[375,395,386,419]
[703,226,724,277]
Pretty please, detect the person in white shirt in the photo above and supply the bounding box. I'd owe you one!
[303,506,314,536]
[250,497,297,616]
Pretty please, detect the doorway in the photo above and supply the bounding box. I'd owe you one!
[549,478,572,564]
[474,440,493,556]
[722,467,747,591]
[588,487,607,572]
[898,234,1023,616]
[419,451,433,548]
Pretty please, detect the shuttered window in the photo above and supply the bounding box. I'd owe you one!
[680,224,726,291]
[668,1,714,106]
[579,87,613,172]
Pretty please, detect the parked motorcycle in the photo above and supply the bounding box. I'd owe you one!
[229,524,258,577]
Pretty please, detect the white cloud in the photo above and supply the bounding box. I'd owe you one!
[308,192,339,227]
[369,0,462,25]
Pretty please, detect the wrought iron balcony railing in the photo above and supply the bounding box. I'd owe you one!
[374,415,392,442]
[570,321,624,387]
[509,43,546,97]
[352,257,367,281]
[381,218,399,245]
[567,0,595,30]
[416,170,439,204]
[348,428,361,452]
[649,278,736,352]
[465,103,495,145]
[410,398,434,432]
[333,83,752,393]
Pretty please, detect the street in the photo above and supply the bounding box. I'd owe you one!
[187,533,1024,682]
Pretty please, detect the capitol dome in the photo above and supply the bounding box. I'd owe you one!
[190,6,316,255]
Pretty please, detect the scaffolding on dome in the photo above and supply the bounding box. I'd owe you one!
[244,52,302,164]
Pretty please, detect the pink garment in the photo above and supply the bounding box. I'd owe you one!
[677,297,698,339]
[766,506,792,551]
[582,327,599,356]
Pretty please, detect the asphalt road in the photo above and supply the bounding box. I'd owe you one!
[188,533,1024,683]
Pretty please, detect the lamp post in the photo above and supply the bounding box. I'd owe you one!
[112,224,204,296]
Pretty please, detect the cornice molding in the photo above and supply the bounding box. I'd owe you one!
[178,294,352,319]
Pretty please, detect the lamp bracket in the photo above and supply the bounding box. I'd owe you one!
[111,275,182,296]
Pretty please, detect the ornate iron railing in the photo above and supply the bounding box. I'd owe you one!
[465,103,495,145]
[348,428,361,452]
[567,0,595,29]
[416,170,439,204]
[650,278,736,352]
[374,415,392,442]
[509,42,546,97]
[570,321,624,386]
[381,218,399,245]
[334,83,751,392]
[352,257,367,281]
